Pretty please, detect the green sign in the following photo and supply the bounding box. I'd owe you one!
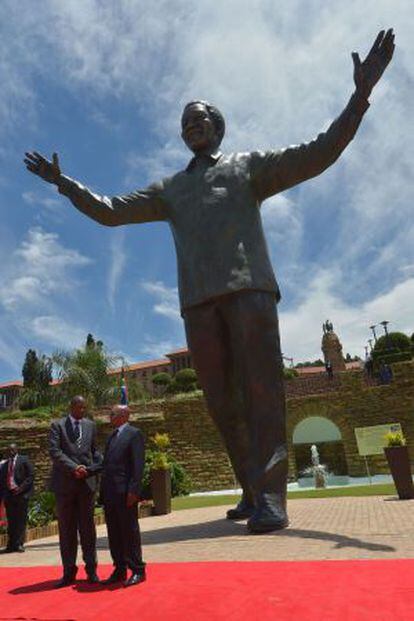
[354,423,403,456]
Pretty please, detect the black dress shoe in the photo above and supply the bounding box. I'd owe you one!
[16,545,25,553]
[124,572,146,587]
[0,547,14,554]
[55,574,77,588]
[101,570,127,585]
[86,572,100,584]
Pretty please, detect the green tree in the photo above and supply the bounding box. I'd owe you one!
[295,359,324,368]
[86,333,96,349]
[153,372,172,387]
[167,368,198,394]
[373,331,411,352]
[53,337,116,406]
[122,376,149,404]
[20,350,53,410]
[283,368,298,380]
[22,349,39,388]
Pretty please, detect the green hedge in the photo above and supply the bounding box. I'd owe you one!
[372,350,412,372]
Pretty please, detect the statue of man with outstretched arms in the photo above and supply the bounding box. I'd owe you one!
[25,30,394,532]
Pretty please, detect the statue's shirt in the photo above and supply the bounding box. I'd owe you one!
[58,93,368,311]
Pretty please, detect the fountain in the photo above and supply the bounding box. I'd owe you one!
[310,444,327,488]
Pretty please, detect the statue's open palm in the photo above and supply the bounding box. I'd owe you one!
[352,29,395,98]
[24,151,61,184]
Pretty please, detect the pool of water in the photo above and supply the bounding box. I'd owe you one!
[190,474,393,497]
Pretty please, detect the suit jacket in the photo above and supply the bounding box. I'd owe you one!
[0,454,34,501]
[99,424,145,502]
[49,416,102,495]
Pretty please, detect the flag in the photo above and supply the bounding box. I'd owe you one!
[120,368,128,405]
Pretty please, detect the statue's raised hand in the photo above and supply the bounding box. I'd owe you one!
[24,151,61,184]
[352,29,395,99]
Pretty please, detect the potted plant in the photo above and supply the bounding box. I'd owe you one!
[383,431,414,499]
[150,433,172,515]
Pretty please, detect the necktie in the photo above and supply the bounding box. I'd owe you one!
[108,429,119,446]
[74,421,81,447]
[7,458,16,490]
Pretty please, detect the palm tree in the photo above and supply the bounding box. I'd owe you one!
[52,338,119,406]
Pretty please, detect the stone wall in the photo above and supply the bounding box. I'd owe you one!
[287,361,414,479]
[1,361,413,493]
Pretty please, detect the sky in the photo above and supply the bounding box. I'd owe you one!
[0,0,413,381]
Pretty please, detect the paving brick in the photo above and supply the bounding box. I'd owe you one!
[1,495,413,567]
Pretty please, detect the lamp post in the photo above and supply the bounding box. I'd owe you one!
[380,320,391,350]
[282,354,294,368]
[369,324,378,343]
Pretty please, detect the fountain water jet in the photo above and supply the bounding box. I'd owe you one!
[310,444,327,488]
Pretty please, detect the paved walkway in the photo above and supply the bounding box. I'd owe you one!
[1,495,413,567]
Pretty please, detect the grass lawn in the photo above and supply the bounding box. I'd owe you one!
[171,483,397,511]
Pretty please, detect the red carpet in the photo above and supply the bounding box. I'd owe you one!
[1,561,414,620]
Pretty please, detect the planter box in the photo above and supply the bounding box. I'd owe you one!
[384,446,414,500]
[150,469,172,515]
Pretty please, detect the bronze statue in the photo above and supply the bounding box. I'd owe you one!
[323,320,334,335]
[24,30,394,533]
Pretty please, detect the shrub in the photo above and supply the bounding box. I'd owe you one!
[28,492,56,527]
[152,372,172,387]
[384,431,406,447]
[151,433,170,469]
[167,368,198,394]
[140,434,192,499]
[283,368,298,380]
[373,331,411,353]
[372,351,412,369]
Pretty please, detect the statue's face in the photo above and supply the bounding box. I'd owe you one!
[181,103,217,153]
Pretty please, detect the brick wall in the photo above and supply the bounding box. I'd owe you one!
[1,361,413,492]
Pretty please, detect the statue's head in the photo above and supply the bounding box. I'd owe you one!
[181,100,225,154]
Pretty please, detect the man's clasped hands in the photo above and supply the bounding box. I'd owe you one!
[73,465,88,479]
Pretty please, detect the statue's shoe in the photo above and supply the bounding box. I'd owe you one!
[247,492,289,533]
[226,498,255,520]
[247,515,289,533]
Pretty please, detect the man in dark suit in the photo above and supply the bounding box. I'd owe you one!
[49,395,102,587]
[99,405,146,587]
[0,444,34,553]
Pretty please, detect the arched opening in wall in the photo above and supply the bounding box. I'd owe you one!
[292,416,348,477]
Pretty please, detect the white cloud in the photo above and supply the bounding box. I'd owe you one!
[0,228,93,374]
[0,333,24,376]
[22,189,64,224]
[1,228,91,310]
[0,0,413,376]
[139,338,179,360]
[107,229,127,311]
[141,280,181,322]
[280,270,414,363]
[28,315,87,349]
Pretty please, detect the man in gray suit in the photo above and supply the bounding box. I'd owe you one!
[98,405,146,588]
[49,395,102,587]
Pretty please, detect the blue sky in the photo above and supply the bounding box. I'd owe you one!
[0,0,413,381]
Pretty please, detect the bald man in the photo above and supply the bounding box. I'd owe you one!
[98,405,146,587]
